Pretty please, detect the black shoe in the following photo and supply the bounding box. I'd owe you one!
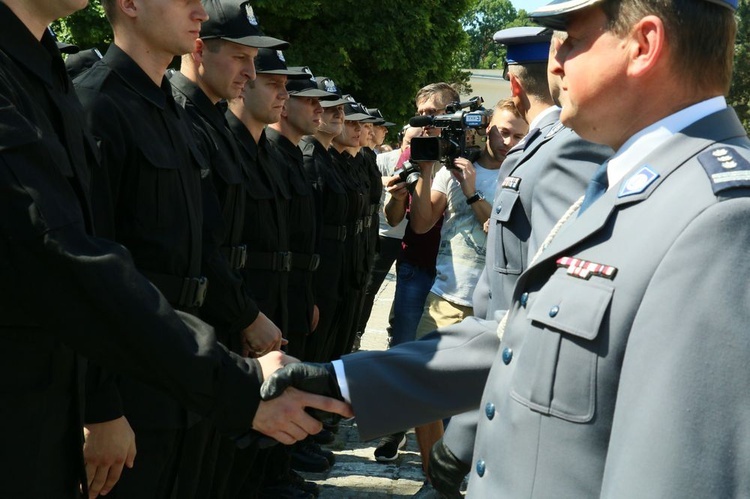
[287,469,320,497]
[323,421,339,434]
[311,428,335,445]
[307,439,335,466]
[374,431,407,462]
[258,483,315,499]
[291,440,330,473]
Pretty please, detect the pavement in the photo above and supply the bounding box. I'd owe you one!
[298,267,428,498]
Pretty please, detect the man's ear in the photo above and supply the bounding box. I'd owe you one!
[118,0,138,19]
[192,38,205,65]
[627,15,666,78]
[509,73,523,98]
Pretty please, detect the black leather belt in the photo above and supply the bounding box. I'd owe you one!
[142,271,208,309]
[221,244,247,270]
[245,251,292,272]
[322,224,347,242]
[291,252,321,272]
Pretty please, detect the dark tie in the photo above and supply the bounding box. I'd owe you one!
[578,161,609,216]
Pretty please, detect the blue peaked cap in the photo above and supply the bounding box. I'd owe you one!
[493,27,552,65]
[531,0,737,29]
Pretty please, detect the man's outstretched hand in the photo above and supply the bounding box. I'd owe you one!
[260,362,348,425]
[252,387,352,445]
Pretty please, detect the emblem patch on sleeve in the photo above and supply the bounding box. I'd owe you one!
[698,146,750,194]
[618,165,659,198]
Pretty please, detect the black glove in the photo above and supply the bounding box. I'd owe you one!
[428,437,470,499]
[260,362,344,425]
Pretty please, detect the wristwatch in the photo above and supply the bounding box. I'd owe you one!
[466,190,485,205]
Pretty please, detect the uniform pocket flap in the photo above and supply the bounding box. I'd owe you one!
[527,274,613,340]
[492,189,520,223]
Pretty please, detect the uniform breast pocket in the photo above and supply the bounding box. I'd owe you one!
[492,189,524,275]
[510,274,613,423]
[135,145,183,229]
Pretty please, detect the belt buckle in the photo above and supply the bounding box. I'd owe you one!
[185,276,208,308]
[277,252,292,272]
[235,245,247,269]
[309,254,321,271]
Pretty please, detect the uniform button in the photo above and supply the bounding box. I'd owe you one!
[495,205,502,214]
[488,291,492,300]
[476,459,486,477]
[549,305,560,317]
[485,402,496,420]
[502,347,513,365]
[520,292,529,307]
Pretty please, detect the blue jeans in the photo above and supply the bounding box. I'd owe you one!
[387,261,435,347]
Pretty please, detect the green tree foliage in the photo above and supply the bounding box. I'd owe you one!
[458,0,530,70]
[252,0,474,130]
[729,0,750,130]
[51,2,111,52]
[50,0,475,131]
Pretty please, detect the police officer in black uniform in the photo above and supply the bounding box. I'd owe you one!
[168,3,288,496]
[329,98,372,359]
[0,1,351,498]
[300,79,350,364]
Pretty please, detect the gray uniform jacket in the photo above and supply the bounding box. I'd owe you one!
[473,108,611,320]
[448,109,612,463]
[468,106,750,498]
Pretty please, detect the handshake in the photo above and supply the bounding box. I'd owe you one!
[251,359,353,446]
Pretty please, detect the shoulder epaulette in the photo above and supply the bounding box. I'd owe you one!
[698,146,750,195]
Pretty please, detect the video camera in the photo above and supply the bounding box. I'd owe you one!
[408,96,489,170]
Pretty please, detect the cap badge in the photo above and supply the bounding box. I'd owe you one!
[276,50,285,62]
[556,256,617,281]
[324,80,338,93]
[244,4,258,26]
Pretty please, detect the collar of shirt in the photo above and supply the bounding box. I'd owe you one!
[169,70,226,130]
[528,105,561,131]
[266,126,302,163]
[103,44,175,111]
[607,96,727,189]
[0,4,67,92]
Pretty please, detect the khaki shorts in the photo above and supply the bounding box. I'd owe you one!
[414,292,474,340]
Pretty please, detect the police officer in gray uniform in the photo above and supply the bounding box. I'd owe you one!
[264,0,750,496]
[428,27,612,497]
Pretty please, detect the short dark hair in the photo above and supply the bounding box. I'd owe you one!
[415,82,460,109]
[601,0,736,94]
[100,0,117,23]
[507,62,553,104]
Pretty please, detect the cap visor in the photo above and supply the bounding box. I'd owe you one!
[257,69,310,77]
[345,112,372,121]
[289,89,340,98]
[530,0,602,28]
[222,35,290,49]
[321,98,349,107]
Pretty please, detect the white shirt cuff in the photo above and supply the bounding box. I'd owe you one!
[331,359,352,404]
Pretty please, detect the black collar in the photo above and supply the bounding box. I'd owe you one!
[103,44,174,111]
[169,71,227,130]
[0,4,68,91]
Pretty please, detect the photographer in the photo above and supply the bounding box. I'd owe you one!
[406,98,527,489]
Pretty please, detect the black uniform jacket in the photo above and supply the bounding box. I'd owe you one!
[226,114,290,335]
[266,127,317,340]
[0,6,262,497]
[74,45,207,429]
[170,71,260,340]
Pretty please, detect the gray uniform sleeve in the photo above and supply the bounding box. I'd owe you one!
[342,317,500,441]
